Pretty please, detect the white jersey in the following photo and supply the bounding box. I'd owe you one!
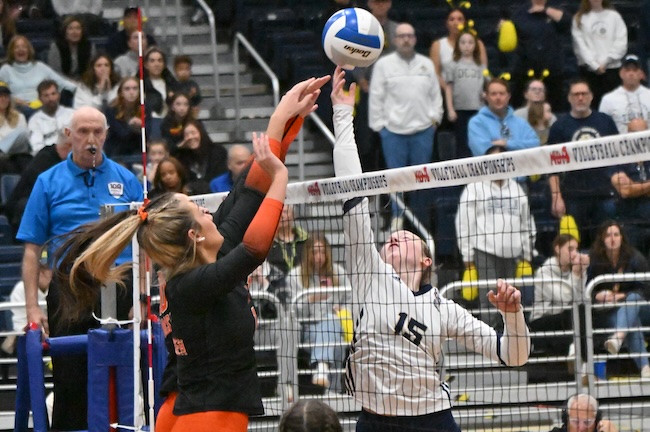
[333,104,531,417]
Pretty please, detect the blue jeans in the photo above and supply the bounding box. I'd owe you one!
[303,315,345,392]
[609,292,650,370]
[379,126,435,217]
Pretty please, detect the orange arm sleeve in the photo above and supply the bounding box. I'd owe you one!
[243,198,283,259]
[244,116,303,193]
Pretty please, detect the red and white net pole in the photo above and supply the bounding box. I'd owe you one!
[136,7,156,431]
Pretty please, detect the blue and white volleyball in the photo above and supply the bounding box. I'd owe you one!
[322,8,384,70]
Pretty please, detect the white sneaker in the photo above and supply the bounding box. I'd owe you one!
[390,216,404,232]
[312,362,330,388]
[642,365,650,379]
[605,336,623,355]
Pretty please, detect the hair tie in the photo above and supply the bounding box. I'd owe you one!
[137,199,151,222]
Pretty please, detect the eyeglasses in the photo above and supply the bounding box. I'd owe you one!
[395,34,415,39]
[568,417,596,427]
[529,87,545,93]
[569,91,591,98]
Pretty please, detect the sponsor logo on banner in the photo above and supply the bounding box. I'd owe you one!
[414,167,431,183]
[307,182,321,196]
[550,146,570,165]
[108,182,124,198]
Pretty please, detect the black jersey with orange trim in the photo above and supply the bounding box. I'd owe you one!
[165,245,264,416]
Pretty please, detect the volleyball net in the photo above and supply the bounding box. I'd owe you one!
[211,128,650,430]
[14,130,650,431]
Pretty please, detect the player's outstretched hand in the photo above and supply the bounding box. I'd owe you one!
[275,75,332,120]
[487,279,521,313]
[330,66,356,108]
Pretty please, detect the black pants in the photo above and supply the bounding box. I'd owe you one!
[356,409,461,432]
[47,275,133,431]
[579,66,621,109]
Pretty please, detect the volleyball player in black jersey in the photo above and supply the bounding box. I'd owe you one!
[54,77,329,432]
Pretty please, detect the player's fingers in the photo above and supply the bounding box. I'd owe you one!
[289,77,316,96]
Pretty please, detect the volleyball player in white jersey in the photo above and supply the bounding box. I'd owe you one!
[330,66,531,432]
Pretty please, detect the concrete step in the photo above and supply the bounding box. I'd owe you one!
[170,43,230,56]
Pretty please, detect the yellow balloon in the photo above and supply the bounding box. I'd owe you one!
[498,20,517,53]
[461,267,479,301]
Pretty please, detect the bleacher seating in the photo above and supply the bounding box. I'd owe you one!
[0,216,12,246]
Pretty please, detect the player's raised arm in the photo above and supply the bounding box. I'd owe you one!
[331,67,362,178]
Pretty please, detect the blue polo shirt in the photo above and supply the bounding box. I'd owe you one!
[17,152,143,264]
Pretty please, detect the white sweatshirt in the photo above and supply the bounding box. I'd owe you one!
[530,256,586,322]
[456,180,536,263]
[598,85,650,134]
[572,9,628,71]
[369,52,443,135]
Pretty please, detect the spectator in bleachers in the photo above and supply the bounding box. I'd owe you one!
[106,6,157,59]
[455,145,536,327]
[572,0,628,109]
[149,156,188,199]
[609,118,650,257]
[172,119,226,194]
[511,0,572,112]
[278,400,343,432]
[548,394,618,432]
[113,28,148,79]
[514,79,556,145]
[0,81,29,155]
[47,16,96,81]
[0,0,19,51]
[16,106,142,432]
[170,55,202,119]
[369,22,443,231]
[588,220,650,378]
[143,47,178,140]
[5,129,71,233]
[27,80,74,155]
[287,234,349,390]
[0,35,76,117]
[145,139,169,185]
[50,0,101,15]
[73,53,120,110]
[444,29,487,159]
[598,54,650,134]
[430,8,487,93]
[209,144,251,193]
[529,233,589,357]
[160,93,195,150]
[0,249,50,355]
[104,76,143,156]
[548,78,618,246]
[267,204,308,277]
[468,78,540,157]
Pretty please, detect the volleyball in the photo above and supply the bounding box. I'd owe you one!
[322,8,385,70]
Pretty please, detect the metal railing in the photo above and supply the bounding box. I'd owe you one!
[233,32,280,141]
[583,272,650,394]
[194,0,220,104]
